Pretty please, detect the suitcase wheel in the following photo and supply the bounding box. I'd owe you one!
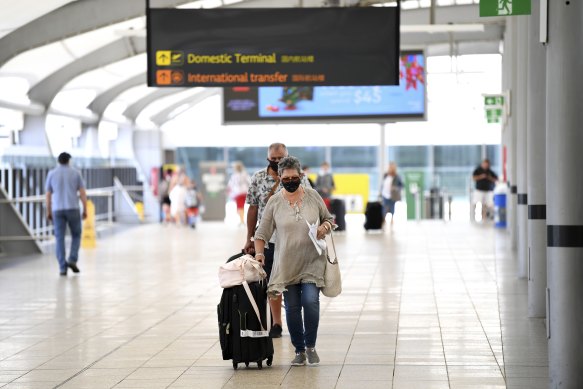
[232,361,238,370]
[267,355,273,366]
[244,362,249,367]
[257,360,263,370]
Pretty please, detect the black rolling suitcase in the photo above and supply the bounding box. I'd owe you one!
[218,253,274,370]
[330,198,346,231]
[364,201,384,230]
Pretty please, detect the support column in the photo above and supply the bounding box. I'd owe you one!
[508,18,518,250]
[516,16,529,278]
[379,123,387,185]
[501,18,512,194]
[546,1,583,386]
[526,0,546,318]
[79,124,101,159]
[134,130,163,224]
[12,115,52,155]
[110,124,136,162]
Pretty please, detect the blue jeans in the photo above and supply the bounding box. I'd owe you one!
[284,283,320,353]
[382,197,396,216]
[53,209,82,272]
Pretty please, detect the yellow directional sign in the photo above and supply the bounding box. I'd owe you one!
[81,200,96,249]
[156,50,171,66]
[135,202,145,222]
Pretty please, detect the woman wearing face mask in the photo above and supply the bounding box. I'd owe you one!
[254,156,335,367]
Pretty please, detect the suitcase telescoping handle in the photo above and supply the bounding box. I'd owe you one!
[240,281,271,338]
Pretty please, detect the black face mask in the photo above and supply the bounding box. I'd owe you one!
[282,179,301,193]
[267,159,279,172]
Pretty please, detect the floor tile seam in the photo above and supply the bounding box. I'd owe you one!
[335,253,385,389]
[0,303,70,344]
[449,245,507,383]
[492,248,512,379]
[118,310,220,389]
[467,244,509,378]
[427,246,452,389]
[49,299,200,389]
[2,274,214,369]
[0,282,189,363]
[390,243,409,389]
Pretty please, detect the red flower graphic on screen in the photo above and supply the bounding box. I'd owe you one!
[400,55,425,91]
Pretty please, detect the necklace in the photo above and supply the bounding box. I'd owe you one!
[284,188,304,221]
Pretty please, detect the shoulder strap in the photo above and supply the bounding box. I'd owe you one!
[266,178,280,202]
[241,281,271,332]
[326,231,338,264]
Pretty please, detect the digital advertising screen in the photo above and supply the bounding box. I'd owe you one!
[223,51,426,124]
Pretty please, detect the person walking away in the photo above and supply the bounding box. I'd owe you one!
[244,143,311,338]
[315,162,335,209]
[302,165,316,190]
[45,152,87,276]
[227,162,251,226]
[254,156,334,366]
[472,159,498,221]
[381,162,404,225]
[169,172,188,226]
[159,168,173,223]
[185,177,203,229]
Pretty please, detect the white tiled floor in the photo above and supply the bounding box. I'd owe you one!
[0,218,548,388]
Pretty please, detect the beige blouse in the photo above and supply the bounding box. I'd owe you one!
[255,187,334,296]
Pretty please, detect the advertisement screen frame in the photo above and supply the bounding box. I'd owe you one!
[222,50,427,125]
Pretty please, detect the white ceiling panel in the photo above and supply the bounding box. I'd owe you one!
[0,17,146,91]
[63,54,146,93]
[0,0,77,38]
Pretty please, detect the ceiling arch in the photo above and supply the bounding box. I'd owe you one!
[28,37,145,107]
[0,0,191,67]
[89,73,146,117]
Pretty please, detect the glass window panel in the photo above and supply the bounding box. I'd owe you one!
[388,146,429,168]
[287,147,326,169]
[434,145,481,167]
[486,145,501,172]
[228,146,267,173]
[176,147,223,184]
[331,146,377,168]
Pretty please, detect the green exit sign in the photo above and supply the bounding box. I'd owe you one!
[480,0,531,17]
[484,94,505,124]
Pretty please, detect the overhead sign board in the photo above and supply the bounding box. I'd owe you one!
[480,0,531,17]
[147,8,400,87]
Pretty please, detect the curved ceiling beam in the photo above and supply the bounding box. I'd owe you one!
[0,0,191,67]
[123,88,186,122]
[151,88,220,126]
[28,37,146,107]
[89,73,146,117]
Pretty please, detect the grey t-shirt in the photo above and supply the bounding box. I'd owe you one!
[254,187,334,296]
[45,165,85,212]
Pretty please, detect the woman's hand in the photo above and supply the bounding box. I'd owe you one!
[316,225,328,240]
[255,252,265,266]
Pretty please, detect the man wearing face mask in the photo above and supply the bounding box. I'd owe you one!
[244,143,311,338]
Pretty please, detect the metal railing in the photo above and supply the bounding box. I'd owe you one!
[0,183,144,242]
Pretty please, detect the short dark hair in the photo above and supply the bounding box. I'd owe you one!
[278,156,302,177]
[58,152,72,164]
